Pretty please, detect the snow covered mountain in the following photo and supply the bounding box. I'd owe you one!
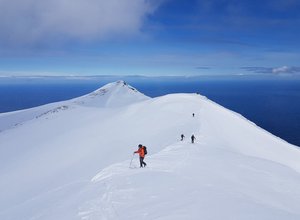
[0,81,299,220]
[0,80,149,131]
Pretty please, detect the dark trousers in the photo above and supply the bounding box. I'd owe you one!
[139,157,147,167]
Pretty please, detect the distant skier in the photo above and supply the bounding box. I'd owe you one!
[191,135,196,143]
[192,113,195,117]
[181,134,185,141]
[134,144,147,168]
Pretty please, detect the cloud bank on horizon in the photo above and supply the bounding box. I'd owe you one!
[242,66,300,75]
[0,0,300,77]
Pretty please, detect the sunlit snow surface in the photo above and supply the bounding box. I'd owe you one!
[0,81,299,220]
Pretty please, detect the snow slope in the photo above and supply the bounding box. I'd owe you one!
[0,81,299,220]
[0,81,148,131]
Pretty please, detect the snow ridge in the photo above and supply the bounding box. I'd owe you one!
[0,81,148,132]
[81,140,300,220]
[0,81,300,220]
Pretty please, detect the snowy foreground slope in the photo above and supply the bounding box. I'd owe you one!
[0,81,300,220]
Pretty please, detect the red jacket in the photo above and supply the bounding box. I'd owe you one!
[135,147,145,157]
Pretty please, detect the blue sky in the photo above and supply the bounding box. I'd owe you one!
[0,0,300,76]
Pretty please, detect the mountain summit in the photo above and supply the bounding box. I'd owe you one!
[0,81,300,220]
[0,81,149,131]
[73,80,149,107]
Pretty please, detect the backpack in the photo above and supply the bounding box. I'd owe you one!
[143,146,147,155]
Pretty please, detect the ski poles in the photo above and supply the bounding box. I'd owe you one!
[129,153,135,168]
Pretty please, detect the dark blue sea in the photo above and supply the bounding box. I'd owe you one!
[0,76,299,147]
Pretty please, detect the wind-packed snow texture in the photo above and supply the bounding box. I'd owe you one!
[0,80,299,220]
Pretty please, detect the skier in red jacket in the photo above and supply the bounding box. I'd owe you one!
[134,144,147,168]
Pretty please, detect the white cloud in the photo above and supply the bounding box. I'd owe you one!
[242,66,300,75]
[272,66,300,74]
[0,0,161,45]
[272,66,289,74]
